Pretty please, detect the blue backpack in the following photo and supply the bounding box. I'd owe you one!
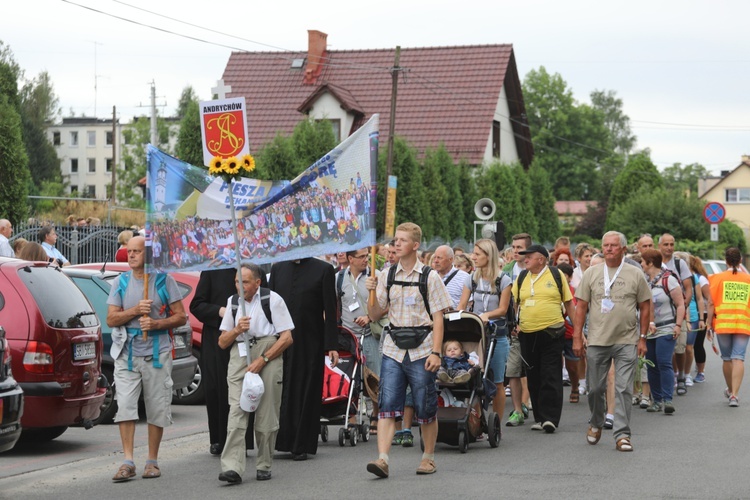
[116,271,173,370]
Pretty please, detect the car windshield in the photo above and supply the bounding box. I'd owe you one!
[17,266,98,328]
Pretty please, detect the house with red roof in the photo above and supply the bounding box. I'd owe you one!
[221,30,533,167]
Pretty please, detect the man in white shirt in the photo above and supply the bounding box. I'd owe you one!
[431,245,469,309]
[217,263,295,483]
[0,219,14,258]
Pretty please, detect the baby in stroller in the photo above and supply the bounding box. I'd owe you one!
[437,340,480,385]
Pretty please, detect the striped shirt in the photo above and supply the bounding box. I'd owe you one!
[377,262,452,362]
[440,267,470,309]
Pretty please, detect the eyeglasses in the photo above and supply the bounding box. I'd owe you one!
[352,254,369,259]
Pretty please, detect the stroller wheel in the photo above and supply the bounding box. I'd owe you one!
[320,424,328,443]
[360,423,370,442]
[488,411,501,448]
[350,427,358,446]
[458,430,469,454]
[338,427,346,447]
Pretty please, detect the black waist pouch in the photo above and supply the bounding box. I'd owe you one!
[388,327,431,350]
[545,324,566,339]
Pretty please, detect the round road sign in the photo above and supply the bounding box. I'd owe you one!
[703,202,726,224]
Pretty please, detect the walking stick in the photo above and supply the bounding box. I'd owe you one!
[142,274,149,340]
[369,246,376,307]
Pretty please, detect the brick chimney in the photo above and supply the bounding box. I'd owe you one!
[304,30,327,85]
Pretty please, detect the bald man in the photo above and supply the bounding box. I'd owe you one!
[0,219,14,258]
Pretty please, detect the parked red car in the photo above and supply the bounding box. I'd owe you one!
[0,325,23,452]
[0,257,106,442]
[71,263,205,404]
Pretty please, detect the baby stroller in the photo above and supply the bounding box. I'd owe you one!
[319,325,370,446]
[432,310,501,453]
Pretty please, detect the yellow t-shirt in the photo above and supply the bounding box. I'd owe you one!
[512,267,573,333]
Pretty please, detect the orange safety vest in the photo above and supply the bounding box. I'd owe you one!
[709,270,750,335]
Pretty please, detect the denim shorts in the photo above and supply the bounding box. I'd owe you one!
[487,336,510,384]
[378,353,437,424]
[716,334,750,361]
[563,338,580,361]
[686,321,699,346]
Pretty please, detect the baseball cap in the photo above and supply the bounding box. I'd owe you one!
[518,244,549,259]
[240,372,265,412]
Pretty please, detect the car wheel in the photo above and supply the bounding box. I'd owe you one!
[94,365,117,425]
[173,348,204,405]
[20,426,68,442]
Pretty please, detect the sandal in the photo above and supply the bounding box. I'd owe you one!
[616,436,633,452]
[369,418,378,436]
[112,463,136,482]
[569,392,580,403]
[142,463,161,478]
[586,426,601,445]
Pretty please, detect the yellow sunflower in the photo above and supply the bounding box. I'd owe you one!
[208,156,224,175]
[241,154,256,173]
[224,156,241,175]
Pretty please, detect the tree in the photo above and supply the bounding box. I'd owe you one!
[20,71,60,125]
[175,99,203,166]
[433,144,465,241]
[511,164,539,240]
[175,86,199,120]
[421,147,451,240]
[0,94,31,224]
[527,162,560,244]
[606,187,706,242]
[661,162,711,196]
[118,116,173,208]
[458,160,479,241]
[607,150,663,221]
[291,118,337,172]
[523,67,615,201]
[590,89,636,155]
[255,133,297,181]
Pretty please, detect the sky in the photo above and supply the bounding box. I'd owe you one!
[3,0,749,175]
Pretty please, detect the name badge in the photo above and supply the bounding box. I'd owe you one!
[404,295,417,306]
[601,298,615,314]
[238,342,248,358]
[525,299,536,307]
[349,303,360,312]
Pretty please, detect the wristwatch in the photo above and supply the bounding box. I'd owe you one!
[639,334,647,339]
[430,351,440,357]
[262,355,270,363]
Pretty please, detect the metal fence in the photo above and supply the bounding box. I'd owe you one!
[12,224,128,265]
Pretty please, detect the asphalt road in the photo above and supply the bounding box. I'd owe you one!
[1,352,749,500]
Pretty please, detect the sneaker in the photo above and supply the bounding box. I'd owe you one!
[521,403,530,419]
[506,411,524,427]
[562,378,571,387]
[505,386,511,397]
[530,422,543,431]
[391,430,404,445]
[640,397,651,409]
[603,416,614,429]
[542,421,556,433]
[401,430,414,447]
[367,459,389,478]
[437,368,452,384]
[579,385,587,395]
[729,396,740,407]
[663,400,675,414]
[724,388,732,399]
[676,379,687,396]
[452,370,471,384]
[694,372,706,383]
[646,401,663,413]
[632,394,641,406]
[685,375,694,387]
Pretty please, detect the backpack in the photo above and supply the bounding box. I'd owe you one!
[116,271,174,369]
[386,265,432,316]
[650,270,677,323]
[470,272,517,332]
[442,269,459,286]
[516,266,564,301]
[230,288,273,325]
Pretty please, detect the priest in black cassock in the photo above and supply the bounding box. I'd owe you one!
[271,257,339,460]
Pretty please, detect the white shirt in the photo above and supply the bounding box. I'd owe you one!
[220,289,295,340]
[0,234,14,258]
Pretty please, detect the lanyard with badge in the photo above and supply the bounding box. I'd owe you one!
[237,297,260,358]
[525,266,548,307]
[601,260,624,314]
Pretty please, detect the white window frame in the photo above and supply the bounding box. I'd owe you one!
[725,188,750,203]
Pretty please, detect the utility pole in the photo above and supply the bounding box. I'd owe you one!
[150,81,158,146]
[384,46,401,232]
[111,105,117,205]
